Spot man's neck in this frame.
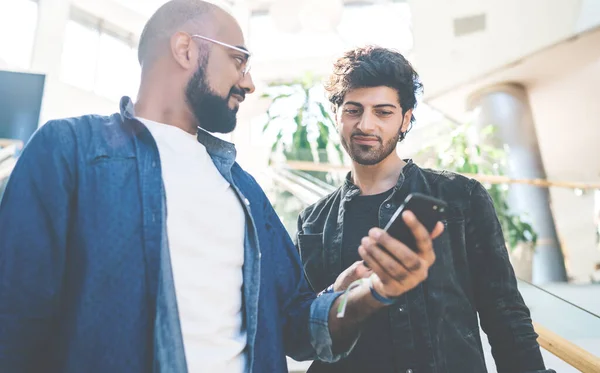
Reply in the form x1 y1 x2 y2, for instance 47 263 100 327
134 83 198 135
350 154 406 196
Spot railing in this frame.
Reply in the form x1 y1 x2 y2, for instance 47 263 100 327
518 279 600 372
534 322 600 373
0 139 22 183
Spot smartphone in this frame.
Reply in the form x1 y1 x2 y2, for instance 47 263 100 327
383 193 447 252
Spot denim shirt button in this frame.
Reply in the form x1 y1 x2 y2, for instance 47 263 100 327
244 198 250 206
398 306 405 312
406 369 413 373
385 203 392 209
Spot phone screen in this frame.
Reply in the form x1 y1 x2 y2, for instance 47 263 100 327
384 193 447 251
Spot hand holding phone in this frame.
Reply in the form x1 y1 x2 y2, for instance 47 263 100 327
358 204 444 300
383 193 447 252
362 193 446 270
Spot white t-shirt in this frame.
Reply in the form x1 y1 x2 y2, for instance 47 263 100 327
139 118 247 373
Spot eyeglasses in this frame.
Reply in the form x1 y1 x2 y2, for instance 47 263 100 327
191 34 252 77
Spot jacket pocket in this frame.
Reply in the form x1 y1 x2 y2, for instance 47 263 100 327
296 233 328 292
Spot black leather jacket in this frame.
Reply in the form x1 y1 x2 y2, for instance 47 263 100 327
296 160 554 373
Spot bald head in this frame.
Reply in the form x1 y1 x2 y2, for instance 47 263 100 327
134 0 255 135
138 0 227 66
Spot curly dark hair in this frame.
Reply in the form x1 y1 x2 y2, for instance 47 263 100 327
324 46 423 141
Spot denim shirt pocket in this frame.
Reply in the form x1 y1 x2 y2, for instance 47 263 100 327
297 232 328 292
84 151 140 241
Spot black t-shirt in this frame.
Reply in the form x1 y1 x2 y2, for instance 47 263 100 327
310 188 395 373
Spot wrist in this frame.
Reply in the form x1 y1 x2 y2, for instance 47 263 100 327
366 276 400 305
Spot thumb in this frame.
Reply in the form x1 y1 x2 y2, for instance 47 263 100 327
355 261 373 278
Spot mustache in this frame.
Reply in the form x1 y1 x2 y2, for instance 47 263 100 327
229 86 246 100
351 131 381 142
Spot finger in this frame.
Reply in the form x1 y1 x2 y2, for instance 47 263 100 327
402 212 435 263
361 235 415 280
360 245 429 297
358 245 405 285
431 221 445 239
367 229 422 272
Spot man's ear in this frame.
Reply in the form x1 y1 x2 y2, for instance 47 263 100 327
401 109 413 133
171 32 196 70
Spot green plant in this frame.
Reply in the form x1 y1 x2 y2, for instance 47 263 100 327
261 74 345 172
260 75 347 234
423 124 537 251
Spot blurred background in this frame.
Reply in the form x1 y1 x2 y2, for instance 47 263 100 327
1 0 599 371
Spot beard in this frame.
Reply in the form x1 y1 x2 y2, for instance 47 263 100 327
184 61 245 134
341 129 401 166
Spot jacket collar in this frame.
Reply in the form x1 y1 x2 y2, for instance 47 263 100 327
341 158 417 199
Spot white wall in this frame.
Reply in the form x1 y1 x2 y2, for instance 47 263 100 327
27 0 146 124
527 55 600 281
409 0 600 99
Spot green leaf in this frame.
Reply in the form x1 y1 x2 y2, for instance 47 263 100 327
262 115 282 133
269 93 293 103
317 102 335 125
271 129 283 153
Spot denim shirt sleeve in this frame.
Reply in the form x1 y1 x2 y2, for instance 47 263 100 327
308 291 359 363
0 121 74 370
264 203 357 363
467 182 553 373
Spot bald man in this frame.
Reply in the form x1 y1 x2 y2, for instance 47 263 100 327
0 1 441 372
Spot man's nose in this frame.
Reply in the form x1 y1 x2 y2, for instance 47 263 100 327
357 112 377 133
240 72 255 94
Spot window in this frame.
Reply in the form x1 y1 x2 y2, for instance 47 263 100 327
60 10 140 101
60 19 100 92
0 0 39 69
248 2 413 63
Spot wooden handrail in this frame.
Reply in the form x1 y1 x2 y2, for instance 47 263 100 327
283 161 600 190
0 138 23 148
533 321 600 372
0 140 22 182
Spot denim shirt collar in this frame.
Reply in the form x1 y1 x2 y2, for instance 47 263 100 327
119 96 237 173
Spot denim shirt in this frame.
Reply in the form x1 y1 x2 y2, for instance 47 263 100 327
0 97 353 373
297 161 554 373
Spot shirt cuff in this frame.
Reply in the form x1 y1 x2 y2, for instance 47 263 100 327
309 291 360 363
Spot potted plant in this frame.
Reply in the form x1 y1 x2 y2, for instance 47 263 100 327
420 124 538 280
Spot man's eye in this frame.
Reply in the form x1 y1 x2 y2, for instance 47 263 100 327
344 109 360 115
378 111 393 116
234 56 245 66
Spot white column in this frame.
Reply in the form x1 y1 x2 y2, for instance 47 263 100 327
468 84 568 284
30 0 71 124
30 0 70 77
